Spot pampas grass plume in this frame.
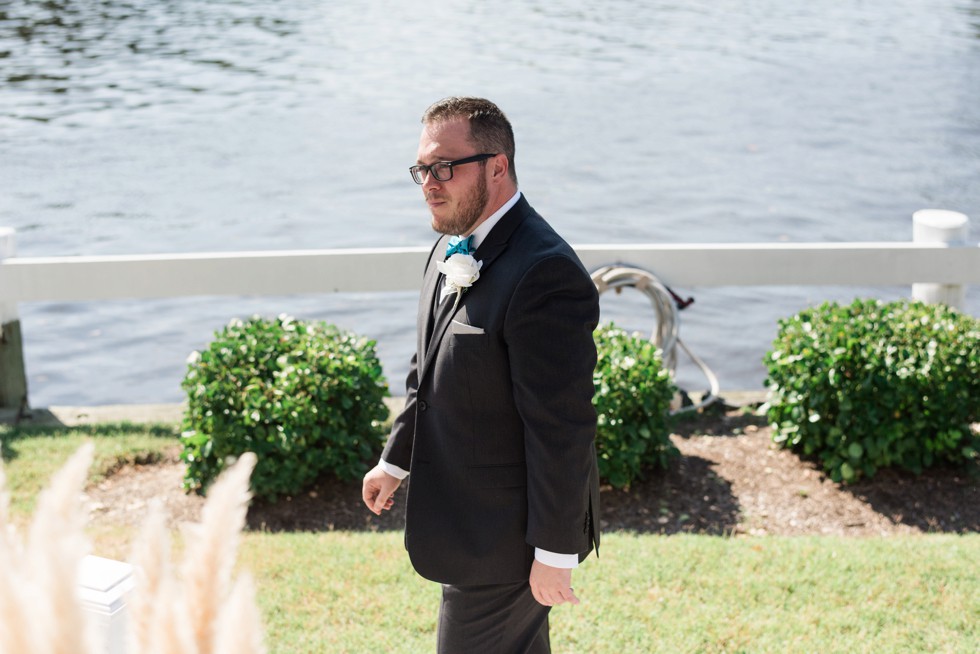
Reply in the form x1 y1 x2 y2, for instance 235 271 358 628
181 452 257 654
1 444 266 654
0 457 10 529
145 575 197 654
128 502 172 654
21 442 97 654
29 442 96 654
0 457 43 654
213 573 266 654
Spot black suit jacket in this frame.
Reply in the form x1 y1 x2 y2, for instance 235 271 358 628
383 196 600 586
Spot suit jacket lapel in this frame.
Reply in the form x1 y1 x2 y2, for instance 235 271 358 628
426 282 459 367
471 194 530 277
418 197 532 383
419 235 450 367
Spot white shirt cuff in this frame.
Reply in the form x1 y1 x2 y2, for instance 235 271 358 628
534 548 579 569
379 459 410 480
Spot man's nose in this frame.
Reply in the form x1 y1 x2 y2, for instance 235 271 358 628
421 172 441 190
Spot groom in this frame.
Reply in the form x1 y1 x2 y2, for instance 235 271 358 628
362 97 600 653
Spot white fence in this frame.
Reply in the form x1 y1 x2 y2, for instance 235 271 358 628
0 210 977 409
0 240 977 303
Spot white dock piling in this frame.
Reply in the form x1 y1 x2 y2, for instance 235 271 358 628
911 209 970 310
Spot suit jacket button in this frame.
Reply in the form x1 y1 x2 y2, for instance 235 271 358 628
418 400 428 412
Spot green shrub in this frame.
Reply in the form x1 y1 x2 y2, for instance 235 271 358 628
593 323 678 488
764 299 979 483
180 315 389 500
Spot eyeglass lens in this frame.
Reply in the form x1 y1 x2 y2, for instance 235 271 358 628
411 162 450 184
409 154 496 184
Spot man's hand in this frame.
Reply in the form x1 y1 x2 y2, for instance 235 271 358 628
361 465 402 515
529 559 580 607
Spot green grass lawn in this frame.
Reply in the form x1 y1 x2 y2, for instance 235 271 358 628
240 531 979 654
3 425 978 653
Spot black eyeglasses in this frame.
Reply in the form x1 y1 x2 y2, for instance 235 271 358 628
409 153 497 184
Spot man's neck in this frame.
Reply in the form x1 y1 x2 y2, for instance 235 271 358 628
463 183 519 237
467 190 521 249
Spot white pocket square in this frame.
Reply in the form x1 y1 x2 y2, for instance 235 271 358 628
451 320 485 335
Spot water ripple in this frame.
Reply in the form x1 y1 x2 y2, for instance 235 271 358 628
1 0 978 404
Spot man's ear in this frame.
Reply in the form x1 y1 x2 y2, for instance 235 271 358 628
490 153 509 181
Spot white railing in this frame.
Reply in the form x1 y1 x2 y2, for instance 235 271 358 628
0 210 976 409
0 241 978 303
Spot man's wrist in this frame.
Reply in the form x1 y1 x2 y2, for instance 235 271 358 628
534 548 579 569
379 459 410 480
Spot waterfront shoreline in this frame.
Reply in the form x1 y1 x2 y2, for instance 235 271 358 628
0 391 769 427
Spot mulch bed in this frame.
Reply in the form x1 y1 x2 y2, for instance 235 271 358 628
86 407 979 536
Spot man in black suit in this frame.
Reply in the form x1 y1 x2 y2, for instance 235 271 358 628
362 97 600 653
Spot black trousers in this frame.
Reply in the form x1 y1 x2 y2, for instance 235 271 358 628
437 581 551 654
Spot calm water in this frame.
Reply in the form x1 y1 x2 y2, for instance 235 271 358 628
2 0 978 406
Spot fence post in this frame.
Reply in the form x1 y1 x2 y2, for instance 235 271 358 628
911 209 969 310
78 555 135 654
0 227 30 412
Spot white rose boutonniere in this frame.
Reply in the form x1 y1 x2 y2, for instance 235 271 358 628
437 253 483 311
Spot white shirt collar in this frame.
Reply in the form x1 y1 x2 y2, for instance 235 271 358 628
469 190 521 250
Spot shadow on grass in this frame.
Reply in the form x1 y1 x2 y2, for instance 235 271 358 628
1 423 177 439
0 422 179 464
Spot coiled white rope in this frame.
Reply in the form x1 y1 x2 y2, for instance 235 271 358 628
591 265 720 414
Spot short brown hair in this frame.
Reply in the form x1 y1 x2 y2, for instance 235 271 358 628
422 97 518 185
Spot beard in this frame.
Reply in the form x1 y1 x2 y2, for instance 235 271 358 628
429 172 489 236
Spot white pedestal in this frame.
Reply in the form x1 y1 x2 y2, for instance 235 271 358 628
78 555 135 654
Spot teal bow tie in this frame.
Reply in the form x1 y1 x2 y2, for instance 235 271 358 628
446 235 475 257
